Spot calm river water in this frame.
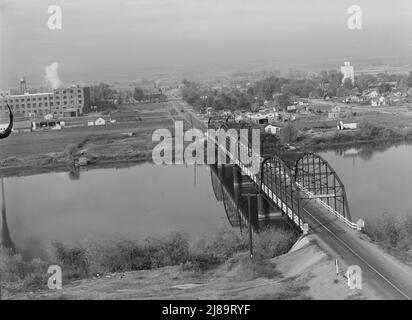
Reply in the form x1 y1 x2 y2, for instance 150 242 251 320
319 142 412 221
1 164 229 259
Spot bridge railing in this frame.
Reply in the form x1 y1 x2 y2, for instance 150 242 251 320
296 183 361 230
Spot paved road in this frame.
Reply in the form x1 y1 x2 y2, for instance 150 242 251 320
261 161 412 299
301 198 412 300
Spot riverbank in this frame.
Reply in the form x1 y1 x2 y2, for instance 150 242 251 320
296 123 412 152
1 227 296 298
1 227 371 300
174 98 412 154
0 101 176 178
0 126 168 178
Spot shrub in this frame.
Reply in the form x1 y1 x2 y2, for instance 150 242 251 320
196 227 249 261
0 248 49 295
51 242 90 279
253 226 299 259
164 231 190 265
63 144 77 156
182 252 222 272
364 213 412 262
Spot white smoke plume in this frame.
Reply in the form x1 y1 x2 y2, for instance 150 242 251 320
44 62 63 89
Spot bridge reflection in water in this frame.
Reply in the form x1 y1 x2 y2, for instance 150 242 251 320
1 177 15 253
209 164 292 234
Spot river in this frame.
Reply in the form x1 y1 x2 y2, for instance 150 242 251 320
1 163 230 259
319 142 412 221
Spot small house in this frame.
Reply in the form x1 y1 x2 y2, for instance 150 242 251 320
337 121 357 130
286 105 297 112
265 124 282 135
94 117 106 126
328 112 340 119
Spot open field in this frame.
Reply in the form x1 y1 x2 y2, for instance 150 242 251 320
0 120 171 158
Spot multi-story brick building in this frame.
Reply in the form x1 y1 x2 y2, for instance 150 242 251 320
0 85 90 118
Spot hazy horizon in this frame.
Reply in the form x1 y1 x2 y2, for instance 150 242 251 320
1 0 411 88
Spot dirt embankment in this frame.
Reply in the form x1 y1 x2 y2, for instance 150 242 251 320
7 238 370 300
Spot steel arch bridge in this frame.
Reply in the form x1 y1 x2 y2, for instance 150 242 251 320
206 116 359 232
294 152 352 224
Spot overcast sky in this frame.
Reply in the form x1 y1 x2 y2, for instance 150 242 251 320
1 0 411 87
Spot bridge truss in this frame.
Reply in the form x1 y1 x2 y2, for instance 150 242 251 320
206 116 355 231
259 155 303 228
294 152 352 222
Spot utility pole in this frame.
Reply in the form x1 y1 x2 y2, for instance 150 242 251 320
193 162 197 186
242 192 257 260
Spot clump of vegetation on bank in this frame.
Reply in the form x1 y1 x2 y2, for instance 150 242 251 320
1 226 299 297
304 121 412 148
364 213 412 264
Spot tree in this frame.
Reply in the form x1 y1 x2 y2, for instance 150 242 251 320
355 74 377 92
407 71 412 88
274 93 290 110
327 70 344 86
281 124 299 143
319 70 329 84
398 76 408 89
379 83 392 93
343 78 353 90
133 87 145 101
90 83 116 103
327 83 338 97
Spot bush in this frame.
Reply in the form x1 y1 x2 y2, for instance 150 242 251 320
0 249 49 295
51 242 90 279
182 252 222 272
194 227 249 261
164 231 190 265
183 228 249 272
358 122 401 140
364 213 412 262
253 226 299 259
63 144 77 156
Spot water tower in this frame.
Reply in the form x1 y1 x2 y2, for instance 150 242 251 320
19 76 27 94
